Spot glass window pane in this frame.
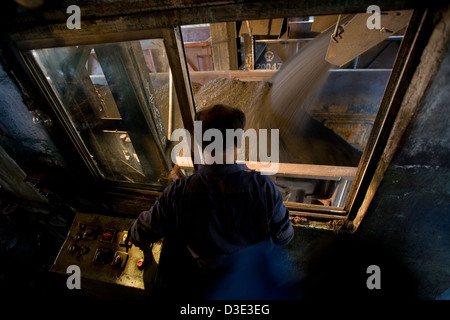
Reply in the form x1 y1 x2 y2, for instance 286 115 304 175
85 48 122 119
30 39 185 187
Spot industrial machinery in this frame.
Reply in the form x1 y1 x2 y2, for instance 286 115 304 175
51 212 162 299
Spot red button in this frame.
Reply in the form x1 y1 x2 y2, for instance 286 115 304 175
137 259 145 270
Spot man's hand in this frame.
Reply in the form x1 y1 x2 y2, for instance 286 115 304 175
168 164 182 181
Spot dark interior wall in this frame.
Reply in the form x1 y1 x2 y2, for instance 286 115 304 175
0 62 64 170
288 42 450 300
0 58 59 205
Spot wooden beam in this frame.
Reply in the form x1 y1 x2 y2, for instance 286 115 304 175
242 33 254 70
7 1 416 30
245 162 357 179
239 19 283 36
8 1 417 50
209 22 238 70
14 29 164 50
175 157 357 180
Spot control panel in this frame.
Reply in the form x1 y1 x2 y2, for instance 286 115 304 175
51 212 162 295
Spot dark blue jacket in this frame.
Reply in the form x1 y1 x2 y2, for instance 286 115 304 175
129 163 294 260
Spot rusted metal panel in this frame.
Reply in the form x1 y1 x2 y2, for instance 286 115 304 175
210 22 238 70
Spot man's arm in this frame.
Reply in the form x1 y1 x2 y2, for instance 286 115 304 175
129 188 171 248
266 179 294 245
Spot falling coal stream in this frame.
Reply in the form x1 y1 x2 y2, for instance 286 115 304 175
248 29 361 166
270 30 334 136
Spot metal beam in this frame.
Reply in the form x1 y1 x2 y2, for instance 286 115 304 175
8 1 417 48
162 27 196 135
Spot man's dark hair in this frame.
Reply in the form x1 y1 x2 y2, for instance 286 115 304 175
195 104 246 150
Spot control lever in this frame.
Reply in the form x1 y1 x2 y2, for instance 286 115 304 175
119 231 132 251
111 251 128 269
136 244 154 271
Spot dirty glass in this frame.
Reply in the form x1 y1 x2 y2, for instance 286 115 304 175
181 12 412 209
29 39 183 187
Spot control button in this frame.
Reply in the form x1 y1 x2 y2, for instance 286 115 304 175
119 231 130 247
83 225 98 240
80 245 90 255
68 244 79 253
74 234 81 241
113 255 122 265
111 251 128 269
100 228 116 243
137 258 145 270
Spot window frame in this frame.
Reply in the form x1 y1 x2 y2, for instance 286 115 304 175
17 27 197 191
